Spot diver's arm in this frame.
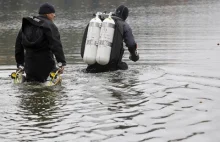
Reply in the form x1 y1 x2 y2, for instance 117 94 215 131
123 23 139 62
45 24 66 67
15 29 25 68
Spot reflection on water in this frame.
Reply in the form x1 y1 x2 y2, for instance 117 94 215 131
1 66 220 141
19 85 61 122
1 0 220 142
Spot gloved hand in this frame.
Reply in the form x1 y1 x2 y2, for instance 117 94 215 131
17 64 24 69
129 49 139 62
16 64 24 72
57 62 65 74
58 66 64 74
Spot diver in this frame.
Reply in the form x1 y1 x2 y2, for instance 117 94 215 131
15 3 66 82
81 5 139 73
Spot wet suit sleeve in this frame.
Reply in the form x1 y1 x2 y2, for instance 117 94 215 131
45 23 66 66
15 29 24 68
123 22 139 62
123 22 137 53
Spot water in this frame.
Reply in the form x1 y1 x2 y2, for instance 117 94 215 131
0 0 220 141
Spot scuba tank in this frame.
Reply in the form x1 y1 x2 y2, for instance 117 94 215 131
83 12 102 65
96 12 115 65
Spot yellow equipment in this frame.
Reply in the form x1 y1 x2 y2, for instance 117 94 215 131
10 68 25 84
11 67 62 86
44 69 62 86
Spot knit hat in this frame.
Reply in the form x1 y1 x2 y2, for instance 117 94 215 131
116 5 129 21
38 3 55 14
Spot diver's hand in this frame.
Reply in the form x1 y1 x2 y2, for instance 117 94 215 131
129 49 139 62
58 66 64 74
57 62 65 74
16 65 24 72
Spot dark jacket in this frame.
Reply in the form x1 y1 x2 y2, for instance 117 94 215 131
15 15 66 82
81 15 137 73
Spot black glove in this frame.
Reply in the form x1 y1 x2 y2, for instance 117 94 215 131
128 44 139 62
129 49 139 62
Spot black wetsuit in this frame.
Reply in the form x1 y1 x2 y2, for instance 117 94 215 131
15 15 66 82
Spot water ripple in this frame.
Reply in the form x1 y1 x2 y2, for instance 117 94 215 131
1 0 220 141
168 132 205 142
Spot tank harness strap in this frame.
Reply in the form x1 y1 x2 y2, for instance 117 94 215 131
99 40 112 47
86 40 98 46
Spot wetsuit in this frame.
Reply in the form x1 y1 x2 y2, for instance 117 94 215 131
15 15 66 82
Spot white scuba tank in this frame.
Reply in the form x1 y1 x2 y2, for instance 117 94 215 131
83 14 102 65
96 13 115 65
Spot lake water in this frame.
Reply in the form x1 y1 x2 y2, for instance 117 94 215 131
0 0 220 141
